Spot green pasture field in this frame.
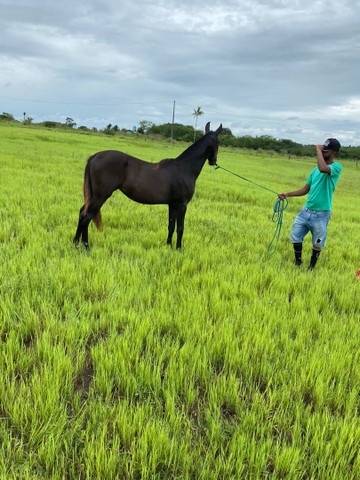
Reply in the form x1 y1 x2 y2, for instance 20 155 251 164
0 123 359 479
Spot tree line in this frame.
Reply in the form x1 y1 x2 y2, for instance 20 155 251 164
140 121 360 160
1 112 360 159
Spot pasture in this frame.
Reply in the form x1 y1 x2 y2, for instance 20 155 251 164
0 123 359 479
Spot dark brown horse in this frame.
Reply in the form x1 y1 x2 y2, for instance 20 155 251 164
73 122 222 250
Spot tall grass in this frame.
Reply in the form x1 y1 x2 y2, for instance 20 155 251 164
0 124 359 479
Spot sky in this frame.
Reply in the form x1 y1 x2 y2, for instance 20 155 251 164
1 0 360 145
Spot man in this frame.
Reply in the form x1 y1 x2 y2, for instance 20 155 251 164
278 138 342 270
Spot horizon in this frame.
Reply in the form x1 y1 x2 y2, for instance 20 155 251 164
1 1 360 146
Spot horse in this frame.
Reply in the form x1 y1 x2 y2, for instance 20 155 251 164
73 121 222 250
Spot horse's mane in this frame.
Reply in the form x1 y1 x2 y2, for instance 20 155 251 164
176 132 213 161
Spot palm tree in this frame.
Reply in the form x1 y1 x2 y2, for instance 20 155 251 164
192 106 204 142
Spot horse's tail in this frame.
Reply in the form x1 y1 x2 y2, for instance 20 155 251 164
83 154 102 230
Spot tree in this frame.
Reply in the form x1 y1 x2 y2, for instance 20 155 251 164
103 124 115 135
65 117 76 128
138 120 155 134
0 112 14 121
42 121 58 128
148 122 195 142
192 106 204 142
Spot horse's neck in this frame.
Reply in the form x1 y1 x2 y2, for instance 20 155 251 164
177 141 209 177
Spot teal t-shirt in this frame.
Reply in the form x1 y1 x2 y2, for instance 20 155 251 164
305 162 342 211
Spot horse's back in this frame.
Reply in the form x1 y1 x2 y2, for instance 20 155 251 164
88 150 174 204
92 150 141 165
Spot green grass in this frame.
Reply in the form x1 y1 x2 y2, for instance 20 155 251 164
0 123 359 479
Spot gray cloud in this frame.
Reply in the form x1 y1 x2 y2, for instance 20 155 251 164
1 0 360 144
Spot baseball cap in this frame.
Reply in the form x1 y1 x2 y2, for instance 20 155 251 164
323 138 341 152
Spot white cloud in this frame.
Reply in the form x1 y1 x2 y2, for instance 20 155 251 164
1 0 360 144
328 97 360 119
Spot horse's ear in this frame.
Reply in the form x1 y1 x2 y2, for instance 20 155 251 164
215 124 223 135
205 122 210 133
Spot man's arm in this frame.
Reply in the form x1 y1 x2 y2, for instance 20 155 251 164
278 184 310 200
316 145 331 174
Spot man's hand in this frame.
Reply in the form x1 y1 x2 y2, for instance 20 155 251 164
277 184 310 199
316 144 331 173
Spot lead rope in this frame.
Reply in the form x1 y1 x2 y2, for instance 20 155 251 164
214 164 288 254
267 197 288 254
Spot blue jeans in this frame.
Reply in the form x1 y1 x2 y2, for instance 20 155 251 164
290 208 331 249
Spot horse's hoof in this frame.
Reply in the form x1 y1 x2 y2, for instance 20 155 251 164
82 242 90 251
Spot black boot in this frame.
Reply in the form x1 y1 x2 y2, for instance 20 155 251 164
293 242 303 266
309 249 321 270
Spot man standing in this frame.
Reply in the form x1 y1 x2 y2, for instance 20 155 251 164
278 138 342 270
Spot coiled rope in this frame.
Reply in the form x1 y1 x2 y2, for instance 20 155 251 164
267 197 288 254
214 164 288 254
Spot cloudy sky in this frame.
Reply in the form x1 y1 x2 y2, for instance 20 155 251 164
1 0 360 145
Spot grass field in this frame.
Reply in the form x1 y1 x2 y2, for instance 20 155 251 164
0 123 359 479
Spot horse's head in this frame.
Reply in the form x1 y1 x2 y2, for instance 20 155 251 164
204 122 223 165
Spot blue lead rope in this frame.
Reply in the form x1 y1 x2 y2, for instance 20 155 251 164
214 164 288 254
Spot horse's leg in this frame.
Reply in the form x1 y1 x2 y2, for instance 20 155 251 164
167 204 177 247
73 205 85 246
73 205 94 250
80 195 107 250
176 204 187 250
80 215 93 250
